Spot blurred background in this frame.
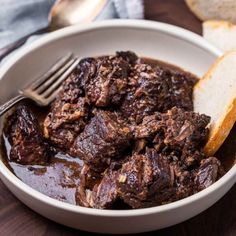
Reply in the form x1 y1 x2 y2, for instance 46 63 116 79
1 0 236 61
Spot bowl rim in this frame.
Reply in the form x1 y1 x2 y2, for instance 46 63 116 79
0 19 235 217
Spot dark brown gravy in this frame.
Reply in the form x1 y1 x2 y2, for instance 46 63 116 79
1 57 235 205
1 111 84 204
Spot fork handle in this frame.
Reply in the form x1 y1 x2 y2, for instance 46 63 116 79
0 94 26 116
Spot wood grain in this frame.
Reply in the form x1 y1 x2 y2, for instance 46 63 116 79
0 0 235 235
144 0 202 34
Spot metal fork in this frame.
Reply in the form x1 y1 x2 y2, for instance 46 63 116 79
0 53 80 116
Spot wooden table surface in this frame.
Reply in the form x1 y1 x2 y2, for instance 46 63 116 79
0 0 235 235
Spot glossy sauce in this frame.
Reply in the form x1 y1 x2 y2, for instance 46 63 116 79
1 58 235 205
1 103 85 204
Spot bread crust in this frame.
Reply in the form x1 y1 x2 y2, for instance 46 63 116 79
204 97 236 156
203 20 236 30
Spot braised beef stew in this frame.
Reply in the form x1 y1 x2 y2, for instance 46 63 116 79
1 51 232 209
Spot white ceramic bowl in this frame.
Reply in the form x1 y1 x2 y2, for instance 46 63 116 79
0 20 235 234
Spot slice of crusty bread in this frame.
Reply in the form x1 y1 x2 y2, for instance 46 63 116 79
203 20 236 52
185 0 236 23
194 50 236 156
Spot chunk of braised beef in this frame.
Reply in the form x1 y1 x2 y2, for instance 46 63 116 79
76 54 133 107
194 157 223 191
134 107 210 166
76 159 130 209
90 155 132 209
6 105 51 165
44 97 89 150
121 64 163 123
121 63 197 123
117 149 175 208
159 107 210 167
70 110 132 172
161 107 210 150
156 67 197 111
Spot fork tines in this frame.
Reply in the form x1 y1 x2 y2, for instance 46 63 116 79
22 53 80 106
